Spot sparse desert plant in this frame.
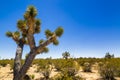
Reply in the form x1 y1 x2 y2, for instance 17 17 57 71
36 59 51 73
0 60 11 67
82 62 92 72
52 68 83 80
98 62 116 80
53 59 80 72
53 59 64 71
41 69 51 80
63 68 77 77
54 59 81 80
0 62 7 67
37 63 52 80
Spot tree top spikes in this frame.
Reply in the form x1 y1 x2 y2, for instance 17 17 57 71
17 20 26 30
35 19 41 26
25 5 37 18
55 27 64 37
6 31 13 37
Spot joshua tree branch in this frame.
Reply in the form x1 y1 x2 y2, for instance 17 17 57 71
36 34 56 54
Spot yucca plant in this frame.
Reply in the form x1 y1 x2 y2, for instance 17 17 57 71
6 6 64 80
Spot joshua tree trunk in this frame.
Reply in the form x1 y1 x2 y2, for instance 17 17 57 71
13 39 24 80
13 49 36 80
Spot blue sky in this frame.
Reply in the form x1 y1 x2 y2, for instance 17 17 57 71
0 0 120 59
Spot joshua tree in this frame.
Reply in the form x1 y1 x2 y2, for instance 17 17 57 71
105 52 114 59
6 6 63 80
62 51 70 60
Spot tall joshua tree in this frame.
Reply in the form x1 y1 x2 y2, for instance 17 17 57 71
62 51 70 60
6 6 63 80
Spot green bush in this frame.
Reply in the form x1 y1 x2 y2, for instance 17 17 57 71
82 62 92 72
0 62 7 67
0 60 11 67
53 59 63 71
42 69 51 80
52 68 83 80
98 62 116 80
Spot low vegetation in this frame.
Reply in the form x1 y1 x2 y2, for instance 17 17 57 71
1 57 120 80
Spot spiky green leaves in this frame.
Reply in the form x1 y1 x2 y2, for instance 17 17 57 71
17 20 26 30
43 47 49 53
6 31 20 42
6 31 20 39
34 26 40 34
35 19 41 33
53 39 59 45
35 19 41 26
39 39 49 53
44 27 63 45
55 27 64 37
17 20 28 37
13 31 20 40
21 38 28 45
39 39 45 45
24 6 37 19
45 29 53 38
6 31 13 37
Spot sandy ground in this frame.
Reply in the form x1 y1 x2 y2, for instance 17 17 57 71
0 64 120 80
0 64 13 80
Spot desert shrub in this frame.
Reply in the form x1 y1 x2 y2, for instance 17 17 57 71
37 62 51 80
52 68 83 80
53 59 64 71
53 59 80 71
76 58 97 67
0 61 7 67
108 58 120 77
62 68 77 77
115 67 120 77
41 69 51 80
36 59 51 72
98 62 116 80
82 62 92 72
51 59 81 80
0 59 10 67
